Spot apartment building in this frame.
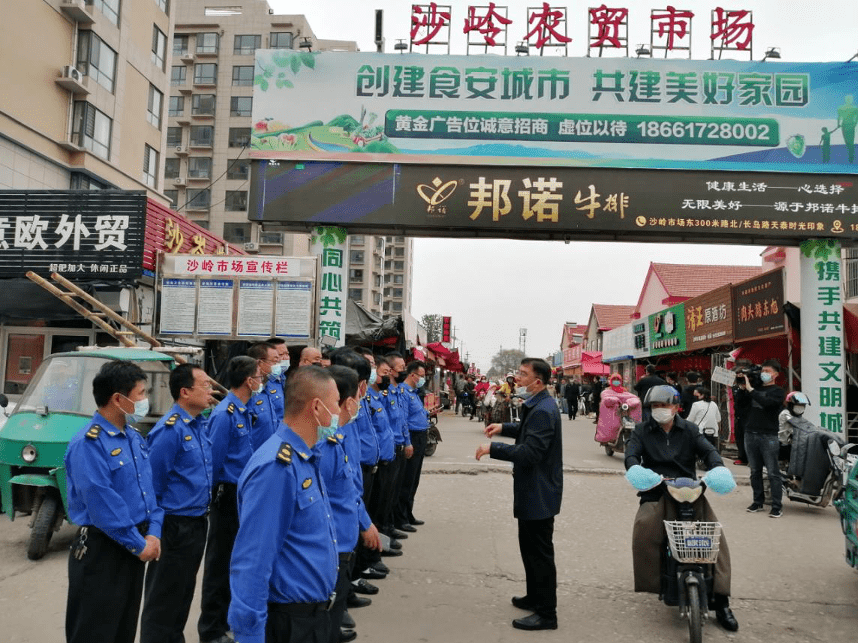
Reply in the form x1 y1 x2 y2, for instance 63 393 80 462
165 0 355 257
347 235 414 318
1 0 172 196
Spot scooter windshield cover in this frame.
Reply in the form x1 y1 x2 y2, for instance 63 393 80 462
666 478 704 503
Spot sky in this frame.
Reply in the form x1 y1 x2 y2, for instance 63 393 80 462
267 0 858 372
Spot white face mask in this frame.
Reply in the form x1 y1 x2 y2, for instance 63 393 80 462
651 407 675 425
792 405 806 415
121 395 149 424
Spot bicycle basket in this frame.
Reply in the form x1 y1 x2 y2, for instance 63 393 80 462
663 521 722 563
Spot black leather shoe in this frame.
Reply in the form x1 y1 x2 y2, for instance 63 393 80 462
341 610 355 628
387 528 408 539
352 579 379 595
511 596 536 611
715 606 739 632
389 539 402 550
339 629 357 643
396 523 417 533
380 548 403 557
360 567 387 580
409 517 425 526
346 594 372 608
371 562 390 574
512 614 557 631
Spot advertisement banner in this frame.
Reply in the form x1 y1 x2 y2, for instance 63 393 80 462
799 242 845 432
250 161 858 244
684 284 734 350
632 318 650 358
732 268 786 341
649 303 686 356
602 323 634 362
309 227 348 347
0 191 145 279
251 51 858 174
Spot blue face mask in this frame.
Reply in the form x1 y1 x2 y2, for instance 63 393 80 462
369 368 377 387
416 376 426 389
270 363 283 378
316 400 339 442
760 372 773 384
122 396 149 424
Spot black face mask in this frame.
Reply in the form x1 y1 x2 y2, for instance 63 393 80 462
395 371 407 384
378 376 391 390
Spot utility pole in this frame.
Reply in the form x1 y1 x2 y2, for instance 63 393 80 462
519 328 527 354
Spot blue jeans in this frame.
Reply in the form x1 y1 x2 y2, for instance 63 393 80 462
745 432 782 511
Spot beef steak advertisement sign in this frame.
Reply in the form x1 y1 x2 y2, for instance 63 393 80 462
0 191 146 279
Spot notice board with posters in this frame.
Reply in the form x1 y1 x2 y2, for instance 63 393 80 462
684 284 734 350
732 268 786 341
158 254 318 341
649 303 686 356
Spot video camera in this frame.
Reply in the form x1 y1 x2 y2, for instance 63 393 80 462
735 364 763 388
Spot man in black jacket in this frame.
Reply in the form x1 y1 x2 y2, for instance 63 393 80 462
564 378 580 420
679 371 700 419
476 358 562 631
634 365 666 421
740 359 787 518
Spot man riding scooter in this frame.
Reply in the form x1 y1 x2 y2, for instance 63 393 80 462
624 385 739 632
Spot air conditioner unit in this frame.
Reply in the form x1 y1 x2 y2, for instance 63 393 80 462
173 177 186 186
62 65 83 83
175 146 188 155
243 241 259 252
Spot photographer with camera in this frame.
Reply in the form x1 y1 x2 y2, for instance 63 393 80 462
731 359 755 465
738 359 787 518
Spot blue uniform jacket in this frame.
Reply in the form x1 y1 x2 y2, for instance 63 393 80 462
382 386 408 446
337 418 372 531
315 434 361 552
394 383 412 446
403 383 430 432
368 389 395 462
490 389 563 520
249 387 278 447
356 398 380 466
65 411 164 555
147 402 213 516
208 392 256 485
228 424 338 643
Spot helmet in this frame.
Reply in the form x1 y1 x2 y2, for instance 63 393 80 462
506 372 514 378
785 391 810 406
643 385 680 408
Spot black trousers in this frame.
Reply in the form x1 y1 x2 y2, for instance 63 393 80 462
395 430 427 526
266 604 331 643
198 483 238 642
66 526 146 643
368 460 396 527
141 514 208 643
384 447 407 530
354 465 378 575
328 552 355 642
734 416 748 462
566 397 577 420
517 517 557 619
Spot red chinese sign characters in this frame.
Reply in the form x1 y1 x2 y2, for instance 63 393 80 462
462 3 512 46
651 5 695 51
588 5 628 49
524 3 572 49
710 7 755 51
411 3 452 46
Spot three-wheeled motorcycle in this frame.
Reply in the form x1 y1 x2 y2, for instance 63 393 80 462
0 348 174 559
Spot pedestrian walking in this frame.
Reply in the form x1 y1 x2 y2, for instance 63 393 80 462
476 358 562 631
64 360 164 643
564 378 580 420
141 364 214 643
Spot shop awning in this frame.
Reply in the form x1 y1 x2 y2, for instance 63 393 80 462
582 350 611 376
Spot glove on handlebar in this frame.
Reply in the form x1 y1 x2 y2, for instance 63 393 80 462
702 466 736 495
625 465 663 491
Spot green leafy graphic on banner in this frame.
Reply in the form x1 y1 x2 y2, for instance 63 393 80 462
254 51 316 92
800 239 838 261
310 226 347 249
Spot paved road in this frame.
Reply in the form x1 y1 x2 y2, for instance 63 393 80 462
0 411 854 642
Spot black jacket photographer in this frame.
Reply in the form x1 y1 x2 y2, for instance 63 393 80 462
730 359 755 465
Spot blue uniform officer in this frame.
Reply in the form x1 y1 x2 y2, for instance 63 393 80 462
395 361 430 530
64 360 163 643
248 342 284 444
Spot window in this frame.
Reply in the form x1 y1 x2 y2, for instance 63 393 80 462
193 63 217 85
188 157 212 179
163 189 178 207
155 0 168 13
72 101 112 159
392 302 402 312
173 34 188 55
270 32 293 49
232 65 254 86
143 145 158 187
170 65 186 85
348 288 363 300
395 247 405 257
70 172 109 190
189 125 214 146
191 94 216 115
349 269 363 282
350 235 365 245
223 223 250 243
164 157 180 179
151 26 166 69
393 288 403 298
374 275 382 287
86 0 119 26
167 128 183 147
186 188 210 209
260 231 283 245
229 127 250 147
395 236 405 243
394 261 404 271
350 250 364 264
196 32 219 54
393 274 404 284
373 292 381 305
168 95 184 116
230 96 252 117
227 159 249 180
77 31 117 93
225 190 247 211
147 85 163 128
234 34 260 55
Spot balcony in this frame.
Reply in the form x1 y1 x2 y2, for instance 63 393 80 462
59 0 95 24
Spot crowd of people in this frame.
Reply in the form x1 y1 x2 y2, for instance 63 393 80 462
63 342 431 643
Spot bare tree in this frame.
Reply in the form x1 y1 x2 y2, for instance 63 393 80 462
490 348 526 378
421 314 443 343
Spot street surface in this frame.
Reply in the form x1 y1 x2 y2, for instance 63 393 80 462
0 410 855 642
